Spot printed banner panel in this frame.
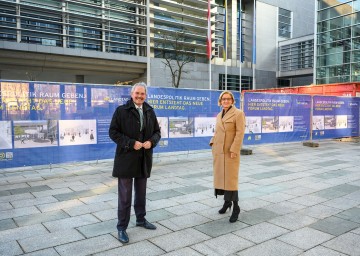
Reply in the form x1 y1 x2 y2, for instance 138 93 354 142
312 96 360 139
0 81 240 168
2 81 357 169
243 93 311 144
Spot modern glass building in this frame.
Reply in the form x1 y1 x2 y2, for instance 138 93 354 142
0 0 151 53
278 34 314 87
316 0 360 84
0 0 152 83
152 0 209 63
0 0 213 85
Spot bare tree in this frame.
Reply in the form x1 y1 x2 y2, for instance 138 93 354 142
25 71 40 81
156 31 194 88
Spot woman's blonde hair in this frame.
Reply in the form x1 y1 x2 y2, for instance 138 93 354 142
218 91 235 106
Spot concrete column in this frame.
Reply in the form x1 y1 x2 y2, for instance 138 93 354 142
62 1 67 48
16 0 21 43
101 0 107 52
136 6 140 56
230 0 237 61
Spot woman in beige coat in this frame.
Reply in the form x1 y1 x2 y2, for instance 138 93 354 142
210 91 245 223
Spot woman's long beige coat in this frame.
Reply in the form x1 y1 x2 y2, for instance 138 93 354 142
210 106 245 191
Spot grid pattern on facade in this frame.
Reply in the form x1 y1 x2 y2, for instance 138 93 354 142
0 0 147 56
215 1 250 63
214 2 225 59
280 39 314 71
219 74 253 91
215 0 225 58
237 3 244 62
213 0 253 60
152 0 209 63
0 0 211 61
316 0 360 84
278 8 291 38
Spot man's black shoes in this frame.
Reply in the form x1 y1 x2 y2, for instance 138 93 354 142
118 230 129 243
118 220 155 243
136 219 157 230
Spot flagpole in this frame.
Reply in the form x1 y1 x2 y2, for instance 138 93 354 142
252 0 256 90
209 52 212 90
239 0 242 94
225 58 228 90
208 0 212 90
146 0 150 86
313 0 317 85
224 0 228 90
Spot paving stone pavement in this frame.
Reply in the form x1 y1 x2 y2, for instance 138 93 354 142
0 140 360 256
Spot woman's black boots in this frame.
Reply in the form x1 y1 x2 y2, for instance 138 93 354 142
218 201 232 214
229 201 240 223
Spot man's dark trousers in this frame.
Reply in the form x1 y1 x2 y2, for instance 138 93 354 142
117 177 147 231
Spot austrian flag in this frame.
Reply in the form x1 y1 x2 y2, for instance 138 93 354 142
207 0 211 59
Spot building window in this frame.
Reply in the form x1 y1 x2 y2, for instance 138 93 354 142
237 1 245 62
219 74 253 91
277 79 291 87
152 1 210 63
316 0 359 84
214 4 225 59
279 40 314 71
0 0 147 56
278 8 291 38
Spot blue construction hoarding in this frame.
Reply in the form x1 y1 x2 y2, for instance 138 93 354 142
312 96 360 140
0 80 359 168
0 81 238 168
243 93 312 144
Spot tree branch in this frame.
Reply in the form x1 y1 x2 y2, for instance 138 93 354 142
157 31 194 88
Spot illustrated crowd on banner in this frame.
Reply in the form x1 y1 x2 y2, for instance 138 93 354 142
0 81 359 168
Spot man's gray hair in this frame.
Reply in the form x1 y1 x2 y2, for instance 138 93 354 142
131 82 147 94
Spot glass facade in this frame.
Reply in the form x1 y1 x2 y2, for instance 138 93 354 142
280 39 314 71
278 8 292 38
152 0 209 63
0 0 146 56
237 1 244 62
219 74 253 91
214 0 247 62
214 4 225 59
316 0 360 84
0 0 210 61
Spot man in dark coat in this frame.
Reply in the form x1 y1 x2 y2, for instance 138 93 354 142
109 82 161 243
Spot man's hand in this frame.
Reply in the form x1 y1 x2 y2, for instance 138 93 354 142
134 141 143 150
143 141 152 149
